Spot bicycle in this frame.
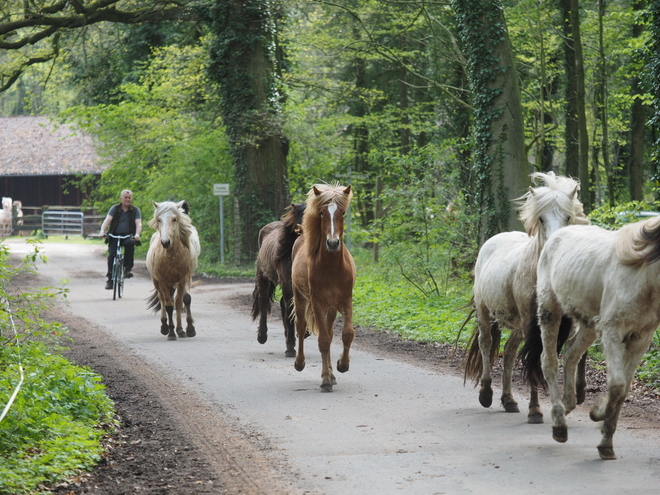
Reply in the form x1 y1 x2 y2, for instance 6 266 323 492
106 233 133 300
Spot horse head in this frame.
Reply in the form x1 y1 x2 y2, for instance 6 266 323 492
518 172 588 244
313 184 351 253
150 200 190 249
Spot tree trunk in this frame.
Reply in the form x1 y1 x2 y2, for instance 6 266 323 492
206 0 290 263
630 0 647 201
453 0 529 244
559 0 580 179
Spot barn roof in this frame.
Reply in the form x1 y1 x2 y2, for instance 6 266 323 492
0 115 103 176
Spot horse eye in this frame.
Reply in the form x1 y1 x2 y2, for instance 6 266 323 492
566 216 571 223
539 218 544 224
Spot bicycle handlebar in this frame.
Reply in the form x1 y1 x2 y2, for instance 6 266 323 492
105 233 134 239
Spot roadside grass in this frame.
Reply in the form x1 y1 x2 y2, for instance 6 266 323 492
0 240 116 495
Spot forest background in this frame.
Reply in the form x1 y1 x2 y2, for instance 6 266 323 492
2 0 660 371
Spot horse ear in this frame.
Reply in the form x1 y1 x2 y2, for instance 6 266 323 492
344 185 352 195
528 186 535 196
153 201 160 209
176 200 190 214
571 185 579 198
313 186 322 196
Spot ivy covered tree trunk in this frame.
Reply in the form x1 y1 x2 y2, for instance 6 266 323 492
630 0 647 201
452 0 529 244
204 0 290 263
650 0 660 199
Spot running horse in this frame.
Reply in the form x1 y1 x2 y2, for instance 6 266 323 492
463 172 589 422
291 183 356 392
252 203 306 357
146 200 201 341
523 215 660 459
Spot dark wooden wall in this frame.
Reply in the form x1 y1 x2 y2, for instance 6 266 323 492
0 174 100 207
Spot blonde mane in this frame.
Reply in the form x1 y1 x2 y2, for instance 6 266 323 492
517 172 589 237
301 183 353 257
616 215 660 266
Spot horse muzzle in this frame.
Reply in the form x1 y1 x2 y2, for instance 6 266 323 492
326 238 341 252
160 239 172 249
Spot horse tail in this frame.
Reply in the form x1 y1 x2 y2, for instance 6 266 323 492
463 320 501 385
304 303 319 336
251 277 276 321
146 290 161 312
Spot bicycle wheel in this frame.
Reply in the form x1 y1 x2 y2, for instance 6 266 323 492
112 258 122 300
118 266 124 298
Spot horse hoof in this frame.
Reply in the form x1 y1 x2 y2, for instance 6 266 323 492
284 349 296 358
331 374 337 385
552 426 568 443
321 383 333 392
160 326 169 336
186 327 196 338
167 334 177 341
527 413 544 424
294 361 305 372
597 446 617 460
176 330 186 338
479 389 493 408
257 332 267 344
503 402 520 413
337 361 349 373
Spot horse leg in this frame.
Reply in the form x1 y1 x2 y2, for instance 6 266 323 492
500 328 522 413
184 292 195 337
255 274 273 345
165 305 176 340
538 302 567 443
281 284 296 357
590 327 653 460
336 306 354 375
293 294 307 373
317 311 334 392
475 305 494 408
562 325 596 414
173 286 186 339
527 385 543 424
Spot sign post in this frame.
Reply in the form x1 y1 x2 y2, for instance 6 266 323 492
213 184 230 264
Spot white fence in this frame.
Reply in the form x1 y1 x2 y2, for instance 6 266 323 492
42 211 85 237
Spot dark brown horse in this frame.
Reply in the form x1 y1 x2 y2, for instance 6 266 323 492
251 203 306 357
291 183 355 392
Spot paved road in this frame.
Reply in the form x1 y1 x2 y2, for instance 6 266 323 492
9 239 660 494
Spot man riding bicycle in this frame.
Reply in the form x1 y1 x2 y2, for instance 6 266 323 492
99 189 142 290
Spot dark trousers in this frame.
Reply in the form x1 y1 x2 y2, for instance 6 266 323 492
107 236 135 279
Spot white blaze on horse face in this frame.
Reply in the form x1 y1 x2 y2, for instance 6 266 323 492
328 202 339 238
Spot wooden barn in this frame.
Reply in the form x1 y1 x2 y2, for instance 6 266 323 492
0 115 103 208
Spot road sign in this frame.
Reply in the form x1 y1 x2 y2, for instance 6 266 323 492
213 183 230 196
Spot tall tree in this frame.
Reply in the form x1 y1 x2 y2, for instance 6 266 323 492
452 0 529 243
630 0 647 201
202 0 290 263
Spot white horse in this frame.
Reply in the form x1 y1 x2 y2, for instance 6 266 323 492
464 172 589 423
146 201 201 341
525 216 660 459
0 197 12 238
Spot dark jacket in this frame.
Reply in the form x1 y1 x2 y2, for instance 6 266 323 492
105 203 141 246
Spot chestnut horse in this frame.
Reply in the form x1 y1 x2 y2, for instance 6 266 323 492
146 200 201 341
291 183 355 392
252 203 306 357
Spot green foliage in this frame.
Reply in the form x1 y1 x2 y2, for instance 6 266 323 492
356 144 478 298
588 200 660 228
0 241 115 494
62 39 235 264
352 248 473 344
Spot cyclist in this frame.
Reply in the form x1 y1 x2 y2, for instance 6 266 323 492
99 189 142 290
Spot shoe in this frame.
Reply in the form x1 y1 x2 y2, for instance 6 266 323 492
124 269 133 279
105 280 113 290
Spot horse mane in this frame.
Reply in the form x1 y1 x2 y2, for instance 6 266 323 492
301 183 353 258
517 172 589 237
149 201 195 248
274 203 306 265
615 215 660 266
